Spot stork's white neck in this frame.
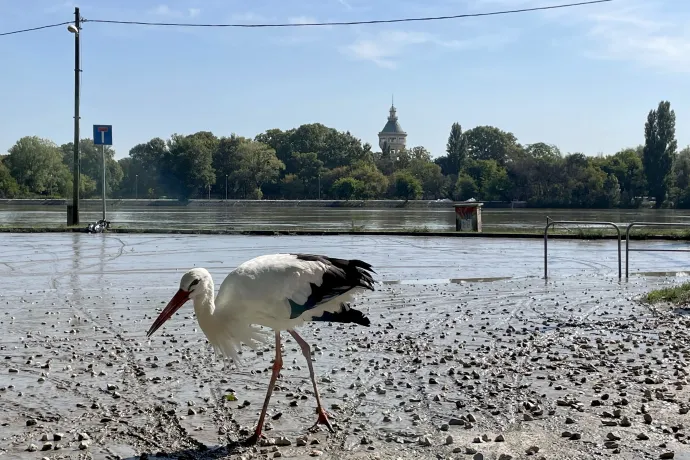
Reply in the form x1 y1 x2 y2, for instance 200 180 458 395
192 281 216 321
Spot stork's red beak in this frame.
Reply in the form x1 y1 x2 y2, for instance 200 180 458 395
146 289 190 338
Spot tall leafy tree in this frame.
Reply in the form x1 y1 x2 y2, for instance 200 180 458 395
6 136 70 195
445 122 467 174
643 100 677 207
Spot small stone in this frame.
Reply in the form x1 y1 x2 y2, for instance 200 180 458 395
309 450 323 457
660 453 674 459
41 443 53 451
273 452 282 458
276 437 291 447
637 433 649 440
473 453 484 460
27 444 38 452
445 435 453 445
467 414 477 423
565 417 575 424
498 455 513 460
296 436 308 447
187 408 196 415
449 418 464 426
26 419 37 426
569 433 582 440
465 447 477 454
79 440 90 450
620 416 631 427
495 434 505 442
644 413 653 424
78 433 90 441
526 446 540 455
53 433 64 441
419 436 432 447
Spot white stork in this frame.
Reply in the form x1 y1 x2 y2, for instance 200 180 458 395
145 253 376 444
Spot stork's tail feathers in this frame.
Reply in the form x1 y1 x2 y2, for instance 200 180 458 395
311 302 370 327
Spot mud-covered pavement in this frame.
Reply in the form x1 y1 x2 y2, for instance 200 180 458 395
1 233 690 460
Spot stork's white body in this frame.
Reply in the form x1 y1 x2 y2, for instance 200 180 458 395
192 254 369 362
146 252 376 443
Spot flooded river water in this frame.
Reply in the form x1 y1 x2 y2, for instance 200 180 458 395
3 203 690 231
2 234 690 459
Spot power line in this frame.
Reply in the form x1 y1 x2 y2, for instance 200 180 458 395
0 0 612 37
85 0 611 28
0 21 72 37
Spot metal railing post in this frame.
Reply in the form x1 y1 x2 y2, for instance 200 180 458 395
625 222 690 278
544 220 621 279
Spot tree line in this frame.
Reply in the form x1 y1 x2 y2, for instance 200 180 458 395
0 100 686 208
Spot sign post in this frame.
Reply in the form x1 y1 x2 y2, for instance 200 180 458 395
93 125 112 221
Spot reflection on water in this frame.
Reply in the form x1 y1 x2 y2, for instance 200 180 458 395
2 203 690 231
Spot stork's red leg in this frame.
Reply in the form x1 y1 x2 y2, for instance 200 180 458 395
288 330 335 433
244 331 283 445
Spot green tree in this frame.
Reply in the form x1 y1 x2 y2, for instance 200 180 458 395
291 152 323 197
348 161 388 199
392 171 422 201
124 137 168 197
61 139 123 198
231 141 285 198
455 174 478 201
598 147 646 207
643 100 677 207
6 136 70 195
465 126 521 165
331 177 361 200
164 131 218 199
446 122 467 174
0 159 20 198
407 159 447 199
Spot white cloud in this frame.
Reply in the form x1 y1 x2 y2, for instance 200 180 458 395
336 0 353 10
341 30 517 68
288 16 318 25
149 4 201 19
469 0 690 73
230 11 267 23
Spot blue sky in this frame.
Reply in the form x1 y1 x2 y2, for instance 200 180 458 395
0 0 689 160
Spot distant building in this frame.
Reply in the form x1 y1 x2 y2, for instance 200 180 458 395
378 101 407 153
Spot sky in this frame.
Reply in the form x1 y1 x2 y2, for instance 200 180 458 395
0 0 689 160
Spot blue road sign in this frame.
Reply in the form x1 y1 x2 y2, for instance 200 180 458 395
93 125 113 146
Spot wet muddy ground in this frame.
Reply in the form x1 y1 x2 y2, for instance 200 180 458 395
1 234 690 459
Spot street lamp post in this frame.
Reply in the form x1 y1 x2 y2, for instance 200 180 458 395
135 174 138 200
225 174 228 200
67 8 81 225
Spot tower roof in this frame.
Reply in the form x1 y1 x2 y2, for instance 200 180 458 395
379 104 406 135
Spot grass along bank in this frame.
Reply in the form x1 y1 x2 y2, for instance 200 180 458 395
643 282 690 306
1 224 690 240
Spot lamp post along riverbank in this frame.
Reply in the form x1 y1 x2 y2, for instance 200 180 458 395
68 8 81 225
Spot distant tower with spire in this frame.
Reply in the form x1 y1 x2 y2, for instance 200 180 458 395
378 96 407 153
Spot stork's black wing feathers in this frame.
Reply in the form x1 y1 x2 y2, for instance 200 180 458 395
288 253 375 323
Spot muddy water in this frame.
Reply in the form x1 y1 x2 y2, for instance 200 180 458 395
3 203 690 231
2 234 690 459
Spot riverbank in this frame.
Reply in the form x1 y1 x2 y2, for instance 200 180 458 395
1 224 689 240
0 198 523 209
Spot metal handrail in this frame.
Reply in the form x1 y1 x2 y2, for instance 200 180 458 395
625 222 690 278
544 220 622 279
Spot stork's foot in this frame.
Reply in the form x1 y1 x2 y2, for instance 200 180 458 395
308 407 335 433
242 430 267 446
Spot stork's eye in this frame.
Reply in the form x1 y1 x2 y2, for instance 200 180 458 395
189 279 200 289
